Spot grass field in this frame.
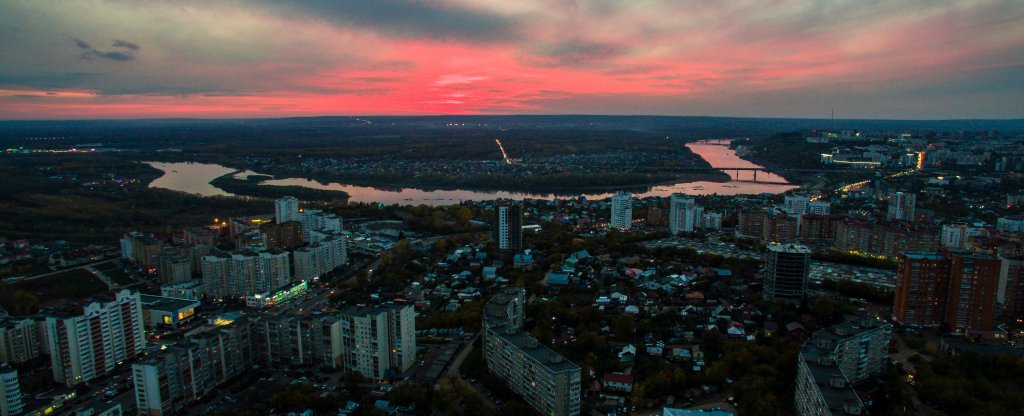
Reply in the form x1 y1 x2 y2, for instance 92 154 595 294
96 262 135 285
9 268 109 306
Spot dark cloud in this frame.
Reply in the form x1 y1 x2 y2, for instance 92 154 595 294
528 40 627 67
264 0 520 43
112 39 140 50
0 72 101 89
83 50 135 61
72 38 137 62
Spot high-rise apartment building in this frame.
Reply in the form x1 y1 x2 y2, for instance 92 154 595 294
260 221 303 250
275 196 299 224
894 251 1001 333
886 192 916 221
0 364 22 416
134 317 254 416
293 234 347 281
794 318 892 416
120 232 164 268
201 249 291 298
133 343 203 416
784 195 810 216
338 304 416 380
158 248 193 284
253 313 343 369
483 288 581 416
763 243 811 302
669 193 697 235
0 318 40 364
894 253 950 327
200 252 230 299
940 223 976 249
45 290 145 385
698 211 723 231
945 251 1001 333
807 201 831 216
610 192 633 230
999 255 1024 319
493 201 523 251
293 209 344 243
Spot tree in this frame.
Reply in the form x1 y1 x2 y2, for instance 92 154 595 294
613 313 636 341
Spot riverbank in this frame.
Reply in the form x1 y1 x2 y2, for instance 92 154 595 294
210 173 351 201
258 170 730 194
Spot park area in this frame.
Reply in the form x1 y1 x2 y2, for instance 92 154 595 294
0 268 109 315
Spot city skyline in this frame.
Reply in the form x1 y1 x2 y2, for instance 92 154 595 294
2 0 1024 120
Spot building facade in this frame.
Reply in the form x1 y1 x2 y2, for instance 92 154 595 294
275 196 299 224
763 243 811 302
0 364 22 416
337 304 416 380
293 234 347 281
894 253 950 327
0 318 40 364
134 317 254 416
669 193 696 235
483 288 581 416
886 192 916 221
201 249 292 299
610 192 633 230
493 202 524 251
45 290 146 385
894 251 1002 333
795 318 892 416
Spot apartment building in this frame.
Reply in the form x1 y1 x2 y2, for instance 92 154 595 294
44 290 145 385
483 288 581 416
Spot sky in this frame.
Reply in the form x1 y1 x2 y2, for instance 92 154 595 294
1 0 1023 120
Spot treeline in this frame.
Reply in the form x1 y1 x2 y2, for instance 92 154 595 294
914 349 1024 415
209 174 350 201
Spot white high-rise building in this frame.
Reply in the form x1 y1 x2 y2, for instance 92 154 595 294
0 364 22 416
256 250 291 293
201 253 230 298
669 193 697 235
293 234 347 281
609 192 633 230
338 304 416 380
698 212 723 230
45 290 145 385
783 195 810 216
293 209 345 243
0 318 40 364
275 196 299 224
941 223 976 249
887 192 916 221
807 201 831 216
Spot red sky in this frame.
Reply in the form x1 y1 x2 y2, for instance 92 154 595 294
1 0 1023 119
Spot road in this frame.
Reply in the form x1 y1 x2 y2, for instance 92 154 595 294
444 333 498 410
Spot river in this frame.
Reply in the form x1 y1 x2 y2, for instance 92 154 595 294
146 142 797 205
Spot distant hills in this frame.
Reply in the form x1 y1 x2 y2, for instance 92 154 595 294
2 115 1022 145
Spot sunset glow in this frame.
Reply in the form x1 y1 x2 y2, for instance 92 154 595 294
1 0 1023 119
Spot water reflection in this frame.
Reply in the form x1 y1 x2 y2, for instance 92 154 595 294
146 141 798 205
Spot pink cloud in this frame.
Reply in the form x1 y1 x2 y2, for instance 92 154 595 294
0 0 1022 119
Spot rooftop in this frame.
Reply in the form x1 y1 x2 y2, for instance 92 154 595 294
139 294 201 312
491 330 580 373
767 243 810 254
